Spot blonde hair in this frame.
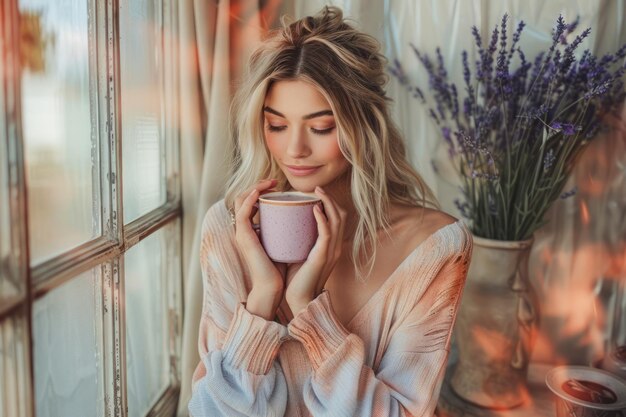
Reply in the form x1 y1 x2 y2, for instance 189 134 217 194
225 6 438 279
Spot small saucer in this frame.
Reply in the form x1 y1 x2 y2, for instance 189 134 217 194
545 366 626 410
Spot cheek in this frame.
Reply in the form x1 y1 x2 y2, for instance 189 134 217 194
264 135 283 159
320 138 348 165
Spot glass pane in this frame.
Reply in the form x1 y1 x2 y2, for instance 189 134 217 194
19 0 100 263
0 314 30 417
0 135 20 302
33 270 102 417
120 0 166 223
125 228 170 416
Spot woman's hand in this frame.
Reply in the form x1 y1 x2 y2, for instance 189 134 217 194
284 186 347 315
233 179 284 320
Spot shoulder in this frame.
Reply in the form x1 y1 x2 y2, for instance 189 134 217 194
423 208 470 246
419 208 472 257
414 207 458 236
202 199 230 228
390 205 458 243
389 205 471 261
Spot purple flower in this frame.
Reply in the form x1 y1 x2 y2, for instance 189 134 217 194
550 122 581 135
442 126 452 143
462 51 471 85
454 198 471 218
413 86 426 103
562 124 579 135
543 149 556 172
431 159 439 174
471 26 482 50
585 81 612 100
436 48 447 79
429 109 440 124
393 13 626 240
552 15 567 46
463 97 473 117
560 186 578 199
564 16 581 41
561 28 591 73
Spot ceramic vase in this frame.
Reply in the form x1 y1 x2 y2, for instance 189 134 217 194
450 235 539 409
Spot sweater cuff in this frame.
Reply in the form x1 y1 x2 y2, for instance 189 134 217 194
288 291 351 369
222 303 289 375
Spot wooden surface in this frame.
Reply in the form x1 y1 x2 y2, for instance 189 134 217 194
437 362 557 417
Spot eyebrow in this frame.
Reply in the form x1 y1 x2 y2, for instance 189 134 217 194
263 106 334 120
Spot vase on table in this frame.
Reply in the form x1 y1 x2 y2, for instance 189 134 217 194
450 235 539 409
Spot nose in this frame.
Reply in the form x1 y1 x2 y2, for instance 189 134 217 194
286 127 311 159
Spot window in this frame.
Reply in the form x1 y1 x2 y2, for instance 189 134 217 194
0 0 182 416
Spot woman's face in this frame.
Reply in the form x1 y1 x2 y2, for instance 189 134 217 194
263 80 350 192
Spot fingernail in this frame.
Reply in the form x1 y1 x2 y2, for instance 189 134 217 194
316 186 325 194
249 189 258 198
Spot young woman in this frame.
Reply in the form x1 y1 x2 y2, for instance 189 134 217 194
189 6 472 417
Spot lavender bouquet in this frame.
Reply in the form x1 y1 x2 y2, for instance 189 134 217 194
393 15 626 241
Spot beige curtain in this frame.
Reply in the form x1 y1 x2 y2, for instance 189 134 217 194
177 1 289 415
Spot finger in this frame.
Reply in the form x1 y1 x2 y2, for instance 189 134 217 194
309 204 331 262
235 179 277 212
315 187 341 242
312 204 338 294
315 187 340 227
315 186 342 260
335 207 347 256
235 189 259 241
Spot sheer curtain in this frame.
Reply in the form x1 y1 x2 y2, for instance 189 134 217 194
177 1 288 415
177 0 626 414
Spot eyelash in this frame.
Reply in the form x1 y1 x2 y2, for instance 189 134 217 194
266 125 335 135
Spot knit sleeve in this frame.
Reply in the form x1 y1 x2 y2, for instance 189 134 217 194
288 224 472 417
188 203 289 417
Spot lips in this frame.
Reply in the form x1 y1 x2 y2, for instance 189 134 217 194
285 164 322 176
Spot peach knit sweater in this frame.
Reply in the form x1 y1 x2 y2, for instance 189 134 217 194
189 201 472 417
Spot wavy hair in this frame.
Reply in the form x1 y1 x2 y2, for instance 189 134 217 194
225 6 439 279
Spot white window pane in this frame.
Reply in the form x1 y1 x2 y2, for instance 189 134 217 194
120 0 166 224
125 228 170 416
0 315 30 417
33 270 102 417
19 0 100 263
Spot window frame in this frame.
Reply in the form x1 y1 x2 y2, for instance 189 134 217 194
1 1 34 416
0 0 183 415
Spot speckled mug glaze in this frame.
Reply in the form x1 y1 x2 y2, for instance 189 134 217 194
258 192 321 263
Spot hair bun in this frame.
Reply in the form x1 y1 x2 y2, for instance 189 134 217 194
283 6 348 45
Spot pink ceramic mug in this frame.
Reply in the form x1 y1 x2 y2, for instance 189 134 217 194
258 191 321 263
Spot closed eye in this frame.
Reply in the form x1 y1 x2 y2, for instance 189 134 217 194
267 125 287 132
311 127 335 135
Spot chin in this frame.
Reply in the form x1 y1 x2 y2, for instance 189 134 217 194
285 177 324 193
286 183 316 193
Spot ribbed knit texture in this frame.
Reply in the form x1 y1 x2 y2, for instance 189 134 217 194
223 303 289 374
189 200 473 417
288 291 351 369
